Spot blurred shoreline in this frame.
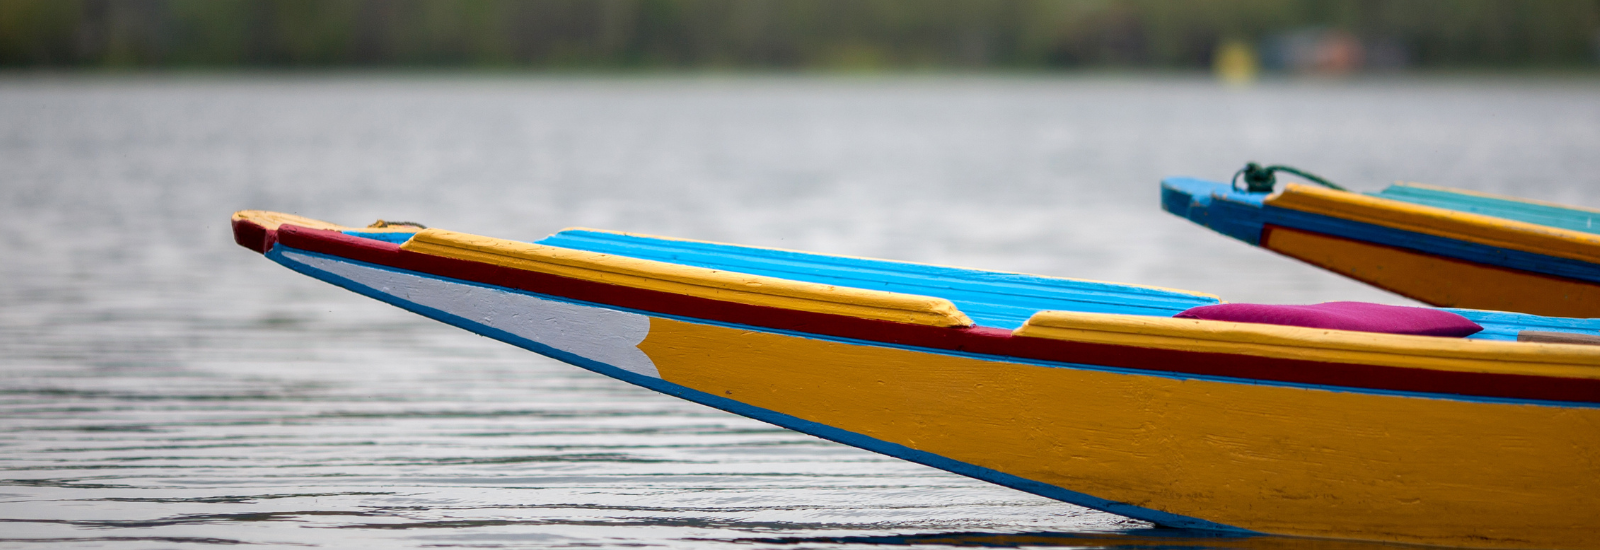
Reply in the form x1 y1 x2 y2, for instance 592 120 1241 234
5 1 1598 74
4 68 1600 85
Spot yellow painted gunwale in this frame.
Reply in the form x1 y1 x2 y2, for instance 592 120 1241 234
233 210 347 231
1265 183 1600 264
400 228 975 328
1015 311 1600 378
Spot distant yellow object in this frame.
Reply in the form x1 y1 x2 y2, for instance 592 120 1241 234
1212 40 1258 86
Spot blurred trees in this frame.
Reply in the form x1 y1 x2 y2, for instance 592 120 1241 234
2 0 1597 70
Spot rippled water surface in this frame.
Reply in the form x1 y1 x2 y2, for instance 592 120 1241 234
2 75 1598 549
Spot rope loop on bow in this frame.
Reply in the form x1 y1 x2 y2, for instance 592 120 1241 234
1231 162 1347 193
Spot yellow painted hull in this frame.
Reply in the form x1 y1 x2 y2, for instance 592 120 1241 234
1265 226 1600 318
643 316 1600 549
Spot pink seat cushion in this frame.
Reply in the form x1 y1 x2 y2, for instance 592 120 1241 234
1173 301 1483 337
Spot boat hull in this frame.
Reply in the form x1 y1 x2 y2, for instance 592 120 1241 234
1162 178 1600 317
238 213 1600 549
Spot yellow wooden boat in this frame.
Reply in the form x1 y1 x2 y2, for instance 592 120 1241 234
233 210 1600 549
1163 168 1600 318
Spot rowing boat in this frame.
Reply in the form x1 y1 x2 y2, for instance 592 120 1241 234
231 210 1600 549
1162 174 1600 317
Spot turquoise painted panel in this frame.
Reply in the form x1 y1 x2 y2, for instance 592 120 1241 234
1373 185 1600 235
534 230 1222 329
1447 309 1600 342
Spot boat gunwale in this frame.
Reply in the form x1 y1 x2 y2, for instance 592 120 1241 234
232 213 1600 405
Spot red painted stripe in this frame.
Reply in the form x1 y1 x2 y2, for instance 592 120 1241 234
232 218 272 254
266 224 1600 404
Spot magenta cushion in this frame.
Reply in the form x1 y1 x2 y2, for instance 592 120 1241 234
1173 301 1483 337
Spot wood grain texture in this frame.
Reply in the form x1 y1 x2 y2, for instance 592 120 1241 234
1520 331 1600 346
641 316 1600 549
1263 225 1600 318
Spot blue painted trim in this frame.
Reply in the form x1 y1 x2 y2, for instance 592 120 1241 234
1160 177 1267 246
263 244 1253 533
533 229 1219 330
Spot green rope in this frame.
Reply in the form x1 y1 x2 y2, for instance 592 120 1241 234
1231 162 1347 193
368 219 428 229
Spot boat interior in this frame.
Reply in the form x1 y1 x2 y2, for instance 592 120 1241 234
330 224 1600 342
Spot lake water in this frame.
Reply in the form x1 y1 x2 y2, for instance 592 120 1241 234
2 75 1598 549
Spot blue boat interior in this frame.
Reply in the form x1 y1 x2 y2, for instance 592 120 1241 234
1371 184 1600 236
335 224 1600 340
535 229 1220 329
